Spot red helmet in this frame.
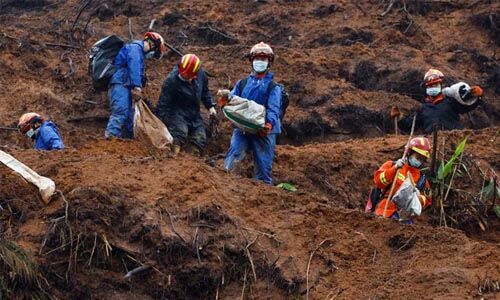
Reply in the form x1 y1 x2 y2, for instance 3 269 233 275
249 42 274 65
18 112 43 134
144 31 167 59
178 54 201 79
423 68 444 87
407 137 431 158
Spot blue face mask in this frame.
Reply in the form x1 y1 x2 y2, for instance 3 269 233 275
426 87 441 97
408 156 422 168
252 60 268 73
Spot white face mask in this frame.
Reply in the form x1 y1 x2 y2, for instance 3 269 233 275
426 86 441 97
252 60 268 73
26 128 37 139
144 51 156 60
408 156 422 168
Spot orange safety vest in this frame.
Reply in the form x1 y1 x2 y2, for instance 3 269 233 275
373 160 431 218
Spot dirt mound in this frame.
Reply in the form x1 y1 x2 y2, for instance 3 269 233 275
0 0 499 299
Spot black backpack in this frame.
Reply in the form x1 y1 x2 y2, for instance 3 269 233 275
237 77 290 121
88 35 125 91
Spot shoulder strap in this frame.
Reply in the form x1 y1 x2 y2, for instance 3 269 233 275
238 77 249 93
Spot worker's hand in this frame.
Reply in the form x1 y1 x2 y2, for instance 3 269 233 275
471 86 484 97
209 107 217 117
395 158 406 168
131 87 142 102
390 106 400 118
217 89 231 108
259 123 272 137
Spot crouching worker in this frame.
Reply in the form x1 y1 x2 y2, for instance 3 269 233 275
222 42 282 184
156 54 217 156
18 113 64 150
367 137 432 223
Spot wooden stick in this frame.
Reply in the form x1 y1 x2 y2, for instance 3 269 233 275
394 116 398 136
128 18 134 40
306 239 330 300
148 19 156 30
381 0 396 17
382 115 416 218
124 265 151 279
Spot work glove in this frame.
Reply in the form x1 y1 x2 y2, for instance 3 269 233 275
131 87 142 102
390 105 400 118
209 107 217 119
259 123 272 137
395 158 406 168
471 86 484 98
217 89 231 107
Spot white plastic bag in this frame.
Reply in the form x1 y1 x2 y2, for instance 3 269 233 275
222 96 266 134
134 100 173 149
392 176 422 216
0 150 55 204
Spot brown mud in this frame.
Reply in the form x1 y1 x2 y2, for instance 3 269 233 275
0 0 499 299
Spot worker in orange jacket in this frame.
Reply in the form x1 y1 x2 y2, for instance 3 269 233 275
373 137 432 221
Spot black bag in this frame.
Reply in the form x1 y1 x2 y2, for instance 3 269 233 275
237 77 290 121
88 35 124 91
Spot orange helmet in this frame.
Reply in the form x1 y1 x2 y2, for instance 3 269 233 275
18 112 43 134
178 54 201 79
144 31 167 59
249 42 274 65
423 68 444 87
407 137 431 158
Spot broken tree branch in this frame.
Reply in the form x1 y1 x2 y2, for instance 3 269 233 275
165 209 188 244
245 236 258 282
306 239 330 300
124 265 151 279
381 0 396 17
70 0 93 36
198 26 238 43
128 18 134 40
1 32 80 49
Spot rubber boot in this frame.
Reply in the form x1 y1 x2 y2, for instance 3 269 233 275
171 144 181 156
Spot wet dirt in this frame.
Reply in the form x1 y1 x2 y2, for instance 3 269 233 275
0 0 499 299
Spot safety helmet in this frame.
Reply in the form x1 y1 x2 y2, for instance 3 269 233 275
144 31 167 59
406 137 431 158
249 42 274 65
423 68 444 87
178 54 201 79
18 112 43 134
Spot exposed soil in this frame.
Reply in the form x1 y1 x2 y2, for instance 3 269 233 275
0 0 499 299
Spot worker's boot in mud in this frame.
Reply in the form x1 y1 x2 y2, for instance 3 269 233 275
171 144 181 156
184 143 202 157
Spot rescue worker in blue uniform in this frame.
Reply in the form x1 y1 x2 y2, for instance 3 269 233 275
105 32 166 138
222 42 282 184
18 112 64 150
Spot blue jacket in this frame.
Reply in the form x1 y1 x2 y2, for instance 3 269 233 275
156 66 215 123
109 41 145 88
35 121 64 150
231 72 281 134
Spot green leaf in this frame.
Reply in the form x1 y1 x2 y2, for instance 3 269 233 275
493 205 500 219
277 183 297 192
438 136 468 180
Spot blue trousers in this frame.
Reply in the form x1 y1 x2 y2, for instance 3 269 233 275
105 84 134 138
224 129 277 184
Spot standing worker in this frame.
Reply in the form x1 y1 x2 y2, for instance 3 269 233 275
396 68 484 133
222 42 282 184
105 32 166 138
156 54 217 155
372 137 432 221
18 112 64 150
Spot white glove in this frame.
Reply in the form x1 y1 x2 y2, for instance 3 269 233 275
395 158 405 168
209 107 217 116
